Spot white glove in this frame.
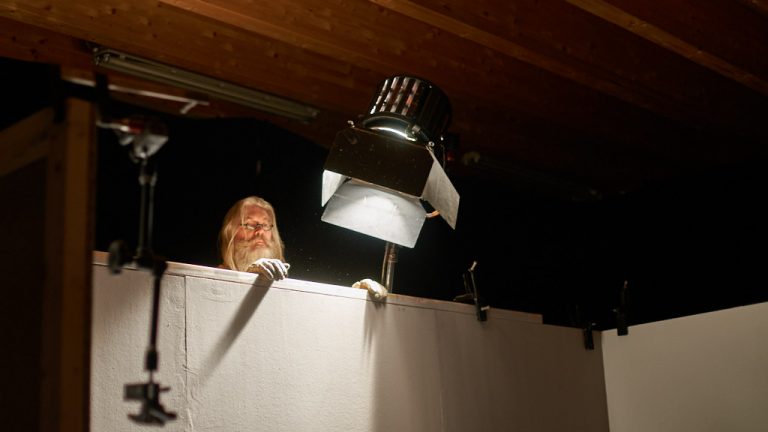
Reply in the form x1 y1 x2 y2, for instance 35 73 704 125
246 258 290 280
352 278 388 300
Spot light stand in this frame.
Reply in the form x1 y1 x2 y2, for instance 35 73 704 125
381 242 399 292
321 76 460 294
100 115 177 425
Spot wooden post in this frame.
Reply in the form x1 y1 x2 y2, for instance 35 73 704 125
0 98 96 432
42 98 96 432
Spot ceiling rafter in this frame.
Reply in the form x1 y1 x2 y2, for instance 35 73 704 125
369 0 680 119
566 0 768 96
737 0 768 17
159 0 396 80
1 0 765 195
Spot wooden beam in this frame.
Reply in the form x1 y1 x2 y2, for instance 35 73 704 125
737 0 768 17
155 0 738 155
364 0 768 141
0 107 54 176
41 98 95 432
0 16 93 68
368 0 680 115
565 0 768 96
168 0 688 122
159 0 394 75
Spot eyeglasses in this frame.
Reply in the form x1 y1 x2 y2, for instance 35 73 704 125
239 223 273 232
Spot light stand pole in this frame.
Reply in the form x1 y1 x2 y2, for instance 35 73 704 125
102 116 177 425
381 242 399 292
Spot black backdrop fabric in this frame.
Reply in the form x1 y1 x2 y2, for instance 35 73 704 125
94 112 594 326
96 115 473 302
3 56 766 331
94 107 768 331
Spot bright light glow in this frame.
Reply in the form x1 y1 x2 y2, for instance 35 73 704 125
321 180 426 248
369 126 417 141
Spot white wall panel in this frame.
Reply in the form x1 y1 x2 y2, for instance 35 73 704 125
91 257 609 432
91 266 187 431
602 302 768 432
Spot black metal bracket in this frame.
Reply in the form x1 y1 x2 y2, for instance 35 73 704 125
570 304 595 350
583 321 596 350
101 110 176 425
454 261 489 322
613 280 629 336
124 378 175 424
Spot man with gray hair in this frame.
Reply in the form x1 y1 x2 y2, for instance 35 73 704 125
218 195 387 299
218 195 290 280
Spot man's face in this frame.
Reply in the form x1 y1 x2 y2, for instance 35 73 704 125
235 205 274 250
231 204 280 270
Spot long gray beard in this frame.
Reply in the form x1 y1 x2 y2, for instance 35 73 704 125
232 240 280 271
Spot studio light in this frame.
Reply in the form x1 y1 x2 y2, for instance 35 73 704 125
321 76 460 290
92 46 320 122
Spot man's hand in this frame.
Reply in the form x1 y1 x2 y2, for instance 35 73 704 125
246 258 290 280
352 278 388 300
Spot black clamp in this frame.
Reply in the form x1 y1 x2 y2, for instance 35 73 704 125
454 261 489 322
613 280 629 336
583 321 596 350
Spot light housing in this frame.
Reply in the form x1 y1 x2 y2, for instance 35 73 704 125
321 76 459 248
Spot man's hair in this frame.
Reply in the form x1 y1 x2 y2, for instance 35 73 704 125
219 196 285 270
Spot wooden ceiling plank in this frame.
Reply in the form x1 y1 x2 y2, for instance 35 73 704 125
390 0 767 139
4 0 703 147
3 0 762 192
162 3 596 96
160 0 724 151
159 0 397 83
736 0 768 17
367 0 767 147
164 0 531 109
0 1 732 157
1 1 374 111
566 0 768 96
368 0 684 117
0 16 93 67
606 0 768 77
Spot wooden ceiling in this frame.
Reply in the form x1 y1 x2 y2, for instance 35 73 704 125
2 0 767 198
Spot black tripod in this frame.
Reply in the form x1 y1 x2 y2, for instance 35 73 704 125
102 116 177 425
